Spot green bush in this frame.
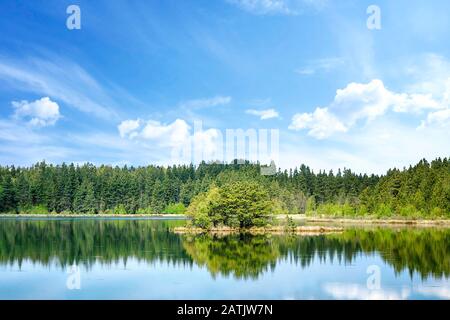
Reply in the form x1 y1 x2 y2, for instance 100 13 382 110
356 205 369 217
316 203 356 217
430 207 446 219
398 205 419 218
163 203 186 214
21 205 49 215
192 211 212 229
113 204 127 215
375 204 393 218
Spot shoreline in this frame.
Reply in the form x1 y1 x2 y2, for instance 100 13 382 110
0 213 449 225
276 215 450 226
0 213 188 218
173 225 344 235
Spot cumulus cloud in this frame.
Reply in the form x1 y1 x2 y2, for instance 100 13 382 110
333 79 443 123
12 97 61 127
191 128 223 161
141 119 191 147
117 118 223 164
118 119 141 138
288 107 347 139
118 118 191 148
290 79 448 139
246 108 279 120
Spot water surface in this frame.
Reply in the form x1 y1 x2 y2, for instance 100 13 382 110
0 217 449 299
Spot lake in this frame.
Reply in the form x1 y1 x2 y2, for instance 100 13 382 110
0 217 449 300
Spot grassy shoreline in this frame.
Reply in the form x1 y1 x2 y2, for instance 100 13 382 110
1 213 450 226
0 213 188 218
276 215 450 226
173 225 344 235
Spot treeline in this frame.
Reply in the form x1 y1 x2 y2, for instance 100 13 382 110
0 158 449 217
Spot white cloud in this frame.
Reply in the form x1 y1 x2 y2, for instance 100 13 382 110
419 108 450 128
141 119 191 147
333 79 443 123
118 119 141 138
118 118 223 165
288 107 347 139
290 79 447 139
119 118 191 148
333 79 393 123
12 97 60 127
391 93 442 113
179 96 231 110
191 128 223 161
281 115 450 175
246 108 279 119
0 57 118 120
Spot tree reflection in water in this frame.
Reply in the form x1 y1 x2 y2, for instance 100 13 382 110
0 219 449 280
182 234 279 279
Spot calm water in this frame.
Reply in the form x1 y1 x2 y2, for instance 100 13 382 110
0 217 449 300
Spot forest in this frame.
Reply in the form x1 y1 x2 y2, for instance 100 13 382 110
0 158 449 218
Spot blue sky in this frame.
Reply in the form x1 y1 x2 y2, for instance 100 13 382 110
0 0 449 174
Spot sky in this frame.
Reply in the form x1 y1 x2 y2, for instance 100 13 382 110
0 0 449 174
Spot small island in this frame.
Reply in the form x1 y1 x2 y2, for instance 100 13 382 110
176 179 343 234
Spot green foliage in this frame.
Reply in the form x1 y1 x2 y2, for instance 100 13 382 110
305 196 316 215
163 202 186 214
73 180 96 214
375 203 393 218
21 204 49 215
188 181 272 229
315 203 356 217
0 158 448 218
187 185 221 228
113 204 127 215
271 198 289 215
284 215 296 232
216 181 272 228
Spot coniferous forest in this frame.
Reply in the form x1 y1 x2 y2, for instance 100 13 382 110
0 158 449 218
